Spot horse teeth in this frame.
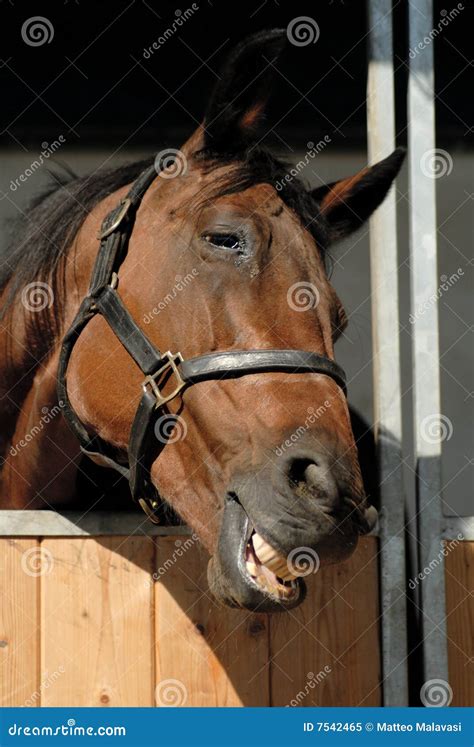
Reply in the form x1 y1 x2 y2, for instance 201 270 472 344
248 549 300 599
276 565 299 581
245 560 258 578
278 583 295 599
252 533 300 580
253 533 281 564
257 571 275 594
265 557 293 580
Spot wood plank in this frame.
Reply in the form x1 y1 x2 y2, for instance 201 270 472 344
445 541 474 706
154 536 270 706
270 537 381 706
0 538 40 706
41 537 154 706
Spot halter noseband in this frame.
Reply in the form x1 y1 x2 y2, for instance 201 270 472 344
57 161 347 523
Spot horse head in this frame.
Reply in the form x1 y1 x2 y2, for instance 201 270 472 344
13 31 404 612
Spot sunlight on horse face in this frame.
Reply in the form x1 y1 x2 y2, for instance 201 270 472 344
64 30 403 612
147 178 366 609
143 171 361 544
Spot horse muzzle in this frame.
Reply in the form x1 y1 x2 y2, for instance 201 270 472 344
207 491 378 613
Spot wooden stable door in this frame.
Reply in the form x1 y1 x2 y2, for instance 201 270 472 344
1 535 472 706
1 535 380 707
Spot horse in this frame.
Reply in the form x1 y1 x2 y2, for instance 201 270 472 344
0 30 404 612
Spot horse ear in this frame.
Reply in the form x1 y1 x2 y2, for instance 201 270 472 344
311 148 406 243
202 29 286 154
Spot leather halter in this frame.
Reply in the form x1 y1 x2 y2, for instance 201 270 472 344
57 161 347 523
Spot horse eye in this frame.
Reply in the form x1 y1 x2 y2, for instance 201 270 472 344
203 233 242 251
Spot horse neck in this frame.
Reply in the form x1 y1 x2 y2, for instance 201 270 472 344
0 282 79 508
0 181 134 508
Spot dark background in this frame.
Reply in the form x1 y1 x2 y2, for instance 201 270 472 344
0 0 472 149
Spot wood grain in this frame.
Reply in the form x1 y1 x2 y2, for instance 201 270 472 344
445 540 473 706
154 536 270 706
0 539 40 706
269 537 381 706
5 532 473 707
41 537 154 706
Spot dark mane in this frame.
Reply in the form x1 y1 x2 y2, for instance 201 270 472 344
0 147 328 344
0 157 155 332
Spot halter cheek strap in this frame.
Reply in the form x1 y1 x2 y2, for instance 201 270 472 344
57 162 347 523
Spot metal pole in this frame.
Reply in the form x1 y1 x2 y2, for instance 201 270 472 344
408 0 449 687
367 0 408 706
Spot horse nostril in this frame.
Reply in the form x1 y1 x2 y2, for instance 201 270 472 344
288 458 317 486
287 456 338 507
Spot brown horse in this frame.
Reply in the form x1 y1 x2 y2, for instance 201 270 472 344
0 30 404 612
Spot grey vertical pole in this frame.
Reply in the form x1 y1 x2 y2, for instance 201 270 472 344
408 0 449 686
367 0 408 706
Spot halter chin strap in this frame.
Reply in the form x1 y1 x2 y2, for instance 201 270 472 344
57 162 347 523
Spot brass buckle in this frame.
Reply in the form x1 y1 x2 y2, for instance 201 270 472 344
138 498 161 524
142 351 185 408
98 198 132 240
